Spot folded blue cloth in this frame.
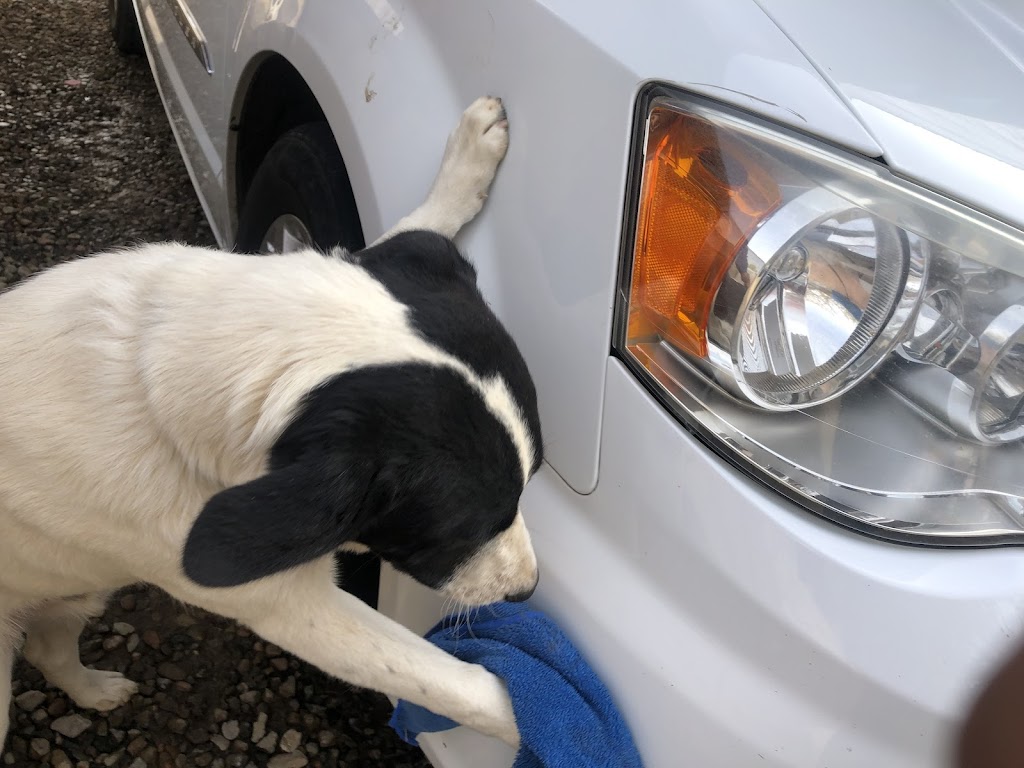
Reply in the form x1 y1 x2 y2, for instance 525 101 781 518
389 601 643 768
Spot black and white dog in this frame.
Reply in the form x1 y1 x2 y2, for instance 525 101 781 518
0 97 539 749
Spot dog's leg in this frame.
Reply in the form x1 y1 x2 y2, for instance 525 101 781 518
189 572 519 747
21 593 138 712
372 96 509 244
0 625 13 753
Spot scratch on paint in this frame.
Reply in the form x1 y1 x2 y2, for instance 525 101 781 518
364 0 404 35
364 73 377 103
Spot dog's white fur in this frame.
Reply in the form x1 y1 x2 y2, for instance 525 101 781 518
0 97 532 749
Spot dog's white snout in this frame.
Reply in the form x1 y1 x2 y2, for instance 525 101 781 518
443 511 538 607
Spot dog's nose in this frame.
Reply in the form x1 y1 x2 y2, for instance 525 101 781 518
505 580 538 603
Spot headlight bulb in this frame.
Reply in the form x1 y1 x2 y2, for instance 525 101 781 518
706 188 925 409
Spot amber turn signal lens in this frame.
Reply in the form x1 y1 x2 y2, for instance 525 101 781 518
628 106 781 357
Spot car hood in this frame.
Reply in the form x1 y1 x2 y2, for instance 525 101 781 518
756 0 1024 229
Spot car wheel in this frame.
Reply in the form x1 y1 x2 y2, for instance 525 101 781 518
235 122 363 256
109 0 144 56
235 121 377 605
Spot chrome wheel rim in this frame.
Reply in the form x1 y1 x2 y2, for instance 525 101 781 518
259 214 313 254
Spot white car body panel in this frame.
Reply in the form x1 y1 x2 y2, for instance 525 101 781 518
134 1 1024 766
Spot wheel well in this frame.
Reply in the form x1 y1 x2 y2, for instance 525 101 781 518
231 54 358 241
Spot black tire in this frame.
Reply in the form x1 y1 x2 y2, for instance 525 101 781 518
235 122 377 605
235 122 364 255
109 0 144 56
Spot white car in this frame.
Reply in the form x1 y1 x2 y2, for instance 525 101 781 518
116 0 1024 765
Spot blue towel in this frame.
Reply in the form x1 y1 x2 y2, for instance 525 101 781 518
389 601 643 768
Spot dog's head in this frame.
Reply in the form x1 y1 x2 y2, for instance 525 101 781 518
182 362 542 606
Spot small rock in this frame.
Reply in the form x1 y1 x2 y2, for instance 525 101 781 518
267 755 308 768
102 635 124 651
15 690 47 711
50 749 72 768
317 731 336 748
279 730 302 753
168 717 188 735
264 643 282 657
50 714 92 739
210 735 230 751
251 712 268 743
142 630 161 649
278 676 296 697
119 593 137 611
126 634 140 652
222 721 240 740
112 622 134 636
30 738 51 758
239 690 260 705
157 661 186 681
128 760 146 768
126 736 148 756
270 657 289 672
255 732 277 753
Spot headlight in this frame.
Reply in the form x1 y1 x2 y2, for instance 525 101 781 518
616 85 1024 543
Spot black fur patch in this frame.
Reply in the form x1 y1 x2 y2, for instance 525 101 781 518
184 364 523 588
352 230 542 473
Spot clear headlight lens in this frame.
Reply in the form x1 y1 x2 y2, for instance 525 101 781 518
616 86 1024 543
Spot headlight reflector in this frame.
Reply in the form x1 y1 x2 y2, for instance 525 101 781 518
726 188 925 408
616 87 1024 544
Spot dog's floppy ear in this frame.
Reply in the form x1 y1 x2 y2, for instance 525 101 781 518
182 457 377 588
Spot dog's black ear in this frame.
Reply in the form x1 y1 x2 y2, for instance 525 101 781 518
182 458 375 588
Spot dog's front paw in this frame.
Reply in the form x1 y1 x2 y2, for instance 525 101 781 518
68 669 139 712
436 96 510 207
458 95 509 163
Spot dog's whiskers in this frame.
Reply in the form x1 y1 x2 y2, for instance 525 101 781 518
467 604 481 640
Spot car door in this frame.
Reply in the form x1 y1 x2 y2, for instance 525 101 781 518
135 0 229 239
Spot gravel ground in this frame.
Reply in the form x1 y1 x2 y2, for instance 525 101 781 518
0 2 431 766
